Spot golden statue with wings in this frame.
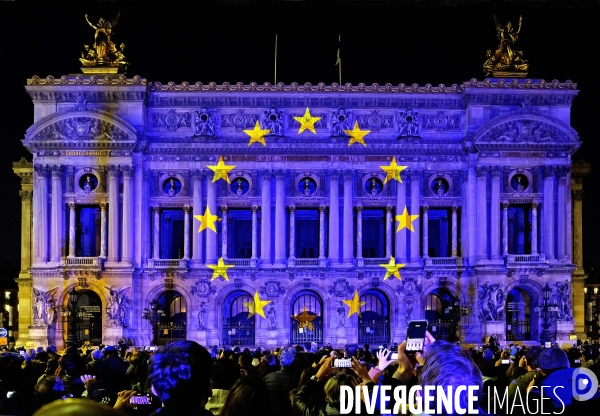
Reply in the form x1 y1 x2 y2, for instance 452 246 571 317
80 12 128 70
483 15 528 77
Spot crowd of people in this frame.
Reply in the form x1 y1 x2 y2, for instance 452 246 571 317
1 336 600 415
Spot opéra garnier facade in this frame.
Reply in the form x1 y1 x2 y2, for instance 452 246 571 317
13 75 588 349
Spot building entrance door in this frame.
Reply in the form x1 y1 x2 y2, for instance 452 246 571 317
75 290 103 345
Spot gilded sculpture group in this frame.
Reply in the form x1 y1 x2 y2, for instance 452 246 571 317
80 13 127 69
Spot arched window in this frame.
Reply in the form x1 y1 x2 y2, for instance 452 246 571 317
153 290 187 345
223 291 255 346
506 287 532 341
290 290 323 346
358 290 390 344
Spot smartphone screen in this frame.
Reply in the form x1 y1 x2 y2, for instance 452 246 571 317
501 359 509 364
406 320 428 354
390 352 399 360
130 395 152 405
333 358 352 368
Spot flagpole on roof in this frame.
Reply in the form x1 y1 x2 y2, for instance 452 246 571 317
274 34 278 85
335 35 342 85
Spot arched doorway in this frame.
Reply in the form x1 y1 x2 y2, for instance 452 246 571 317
505 287 532 341
425 288 458 341
358 290 390 345
73 290 102 345
223 291 255 346
153 290 187 345
290 290 323 347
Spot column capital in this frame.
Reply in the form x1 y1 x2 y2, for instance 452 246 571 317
502 202 509 209
355 205 363 213
191 169 205 180
152 206 160 214
260 170 272 180
183 206 191 214
386 205 394 213
221 206 228 214
121 165 136 178
106 164 120 177
34 164 50 178
475 166 489 177
143 170 152 181
288 205 296 213
19 190 32 201
69 203 76 210
100 203 107 211
451 205 459 213
328 169 340 181
531 202 539 209
342 170 354 181
319 205 327 213
490 166 503 177
251 205 259 213
274 170 286 181
409 169 422 181
50 164 64 178
399 170 410 182
555 165 570 178
422 205 429 212
572 189 584 200
542 165 556 179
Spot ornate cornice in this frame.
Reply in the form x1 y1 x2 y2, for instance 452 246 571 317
27 75 147 86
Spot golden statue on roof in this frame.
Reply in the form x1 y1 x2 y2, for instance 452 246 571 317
80 12 127 72
483 15 528 77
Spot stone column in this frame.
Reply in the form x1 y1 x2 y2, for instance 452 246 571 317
274 171 287 266
50 165 64 263
410 170 421 263
319 206 326 259
260 171 272 265
328 170 340 264
467 159 477 266
34 165 49 263
422 206 429 259
183 206 191 259
251 205 259 266
356 206 363 266
121 165 135 263
152 207 160 259
342 170 354 266
572 189 586 336
107 165 120 263
490 166 501 260
556 167 568 260
502 202 509 256
531 203 538 255
288 206 296 266
451 206 458 257
221 206 228 259
476 166 488 261
395 173 407 262
206 178 218 264
68 203 76 257
385 206 393 258
542 166 555 261
18 189 33 269
192 170 204 265
100 204 107 258
572 190 584 271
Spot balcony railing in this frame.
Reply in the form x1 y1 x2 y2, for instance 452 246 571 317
294 258 320 267
226 259 251 267
62 257 104 267
147 259 188 268
506 254 542 263
425 257 463 267
363 258 389 266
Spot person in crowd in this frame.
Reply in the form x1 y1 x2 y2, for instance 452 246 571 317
220 376 270 416
33 398 128 416
206 358 241 416
256 353 279 377
264 347 298 416
31 376 67 413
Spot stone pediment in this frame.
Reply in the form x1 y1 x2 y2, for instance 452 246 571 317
474 112 579 145
23 109 138 152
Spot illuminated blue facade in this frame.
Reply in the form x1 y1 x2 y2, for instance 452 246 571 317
13 75 587 349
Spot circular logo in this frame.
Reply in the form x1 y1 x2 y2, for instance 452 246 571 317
572 367 599 401
0 328 7 337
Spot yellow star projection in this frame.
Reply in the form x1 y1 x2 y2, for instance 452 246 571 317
344 121 370 147
342 290 367 318
379 256 406 281
243 291 271 318
292 306 318 331
395 206 419 233
207 156 235 183
244 121 270 146
293 107 321 134
207 257 234 281
194 206 221 233
380 157 408 184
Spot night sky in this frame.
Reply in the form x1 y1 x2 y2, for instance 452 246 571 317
0 1 597 280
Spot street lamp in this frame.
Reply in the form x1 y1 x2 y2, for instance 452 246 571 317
143 300 165 346
538 283 559 346
62 288 80 347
